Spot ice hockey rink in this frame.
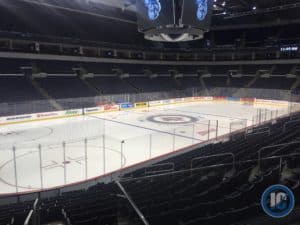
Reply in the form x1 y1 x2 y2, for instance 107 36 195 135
0 101 288 194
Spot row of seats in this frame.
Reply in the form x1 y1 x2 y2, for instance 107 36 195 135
203 76 298 90
1 113 298 225
62 113 300 225
1 75 299 104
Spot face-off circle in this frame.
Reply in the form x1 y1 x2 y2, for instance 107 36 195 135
146 114 199 124
0 127 53 148
0 131 23 137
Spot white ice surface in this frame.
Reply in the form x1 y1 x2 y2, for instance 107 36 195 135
0 102 287 194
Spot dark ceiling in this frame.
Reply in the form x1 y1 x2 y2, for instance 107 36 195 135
0 0 300 47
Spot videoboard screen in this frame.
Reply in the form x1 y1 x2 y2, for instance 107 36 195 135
181 0 213 30
136 0 175 31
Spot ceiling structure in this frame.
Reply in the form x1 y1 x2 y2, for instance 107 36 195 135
0 0 300 47
11 0 300 28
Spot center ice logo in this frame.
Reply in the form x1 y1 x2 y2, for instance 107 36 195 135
147 115 199 124
162 116 184 122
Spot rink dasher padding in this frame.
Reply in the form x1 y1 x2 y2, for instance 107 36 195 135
0 109 84 126
0 96 298 126
0 96 300 198
0 107 295 200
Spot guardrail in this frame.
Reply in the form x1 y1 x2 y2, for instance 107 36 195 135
0 95 299 202
1 95 298 126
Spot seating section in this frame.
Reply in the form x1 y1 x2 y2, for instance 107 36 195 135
0 72 299 117
0 200 35 225
180 76 201 88
230 77 253 87
0 76 43 102
1 113 299 225
63 114 300 225
253 77 296 90
126 76 179 92
203 76 229 87
36 76 94 99
86 76 137 94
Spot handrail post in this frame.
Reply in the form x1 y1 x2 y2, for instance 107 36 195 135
84 138 88 180
62 141 67 185
116 181 150 225
38 144 43 190
13 146 18 193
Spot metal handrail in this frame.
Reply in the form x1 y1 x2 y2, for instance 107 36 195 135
258 141 300 167
145 162 175 175
116 181 150 225
121 152 300 182
191 153 236 170
122 152 300 183
33 198 39 211
283 118 300 132
245 126 271 138
23 210 33 225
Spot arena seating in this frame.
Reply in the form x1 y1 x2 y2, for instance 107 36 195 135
253 77 296 90
86 76 138 94
1 2 300 225
36 76 94 99
58 113 300 225
125 76 179 92
0 61 298 107
202 76 229 88
0 76 43 103
1 112 299 225
230 77 253 87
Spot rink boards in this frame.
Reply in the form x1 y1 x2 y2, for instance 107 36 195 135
0 96 294 126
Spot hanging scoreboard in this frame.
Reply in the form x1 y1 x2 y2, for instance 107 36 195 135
136 0 213 41
181 0 213 30
136 0 175 31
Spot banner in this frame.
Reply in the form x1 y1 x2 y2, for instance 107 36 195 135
162 99 171 104
0 110 80 125
194 96 213 101
103 104 120 112
213 96 226 102
120 103 134 109
183 97 195 102
64 109 82 116
135 102 149 108
241 98 255 102
4 114 34 123
171 98 184 104
240 98 255 105
255 99 288 107
149 100 163 106
36 112 61 118
227 97 240 102
84 107 104 114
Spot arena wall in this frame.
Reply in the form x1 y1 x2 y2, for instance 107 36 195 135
0 96 298 126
